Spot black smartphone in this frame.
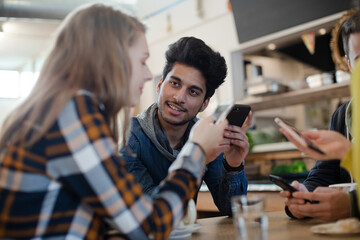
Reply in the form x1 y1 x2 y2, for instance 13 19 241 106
269 174 319 204
269 174 297 192
274 117 325 155
226 104 251 127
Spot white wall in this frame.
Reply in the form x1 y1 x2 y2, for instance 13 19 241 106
0 99 22 127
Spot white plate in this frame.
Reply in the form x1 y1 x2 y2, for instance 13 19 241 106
311 222 360 235
169 223 202 239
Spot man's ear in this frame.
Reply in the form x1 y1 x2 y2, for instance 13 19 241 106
345 55 352 71
156 78 163 94
199 97 210 112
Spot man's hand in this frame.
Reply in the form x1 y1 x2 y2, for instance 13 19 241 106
223 112 253 167
280 129 352 161
279 181 309 219
288 187 351 222
241 111 253 131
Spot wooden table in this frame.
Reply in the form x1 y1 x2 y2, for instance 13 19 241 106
197 191 284 213
191 211 360 240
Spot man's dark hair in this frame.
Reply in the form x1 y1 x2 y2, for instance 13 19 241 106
342 10 360 57
162 37 227 99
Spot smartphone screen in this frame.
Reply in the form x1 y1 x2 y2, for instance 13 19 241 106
274 117 325 155
212 101 234 124
227 104 251 127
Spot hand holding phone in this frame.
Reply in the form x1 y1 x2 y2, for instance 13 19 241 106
269 174 319 204
274 117 325 155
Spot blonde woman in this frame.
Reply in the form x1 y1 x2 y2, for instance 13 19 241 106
0 4 228 240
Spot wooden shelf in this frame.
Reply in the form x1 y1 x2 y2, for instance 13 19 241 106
238 82 350 111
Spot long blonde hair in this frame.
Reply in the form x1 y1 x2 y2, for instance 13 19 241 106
0 4 145 149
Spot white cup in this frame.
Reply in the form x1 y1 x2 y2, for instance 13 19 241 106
178 199 197 228
232 195 268 240
329 183 357 193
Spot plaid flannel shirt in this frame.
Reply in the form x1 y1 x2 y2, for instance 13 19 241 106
0 91 205 240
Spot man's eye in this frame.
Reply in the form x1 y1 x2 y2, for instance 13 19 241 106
190 89 199 96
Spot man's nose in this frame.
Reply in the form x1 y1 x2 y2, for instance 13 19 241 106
173 88 186 102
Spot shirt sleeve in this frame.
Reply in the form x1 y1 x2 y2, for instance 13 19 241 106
329 102 348 135
46 94 202 240
303 160 351 192
203 154 247 216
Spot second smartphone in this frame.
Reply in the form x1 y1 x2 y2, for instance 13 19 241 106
227 104 251 127
274 117 325 155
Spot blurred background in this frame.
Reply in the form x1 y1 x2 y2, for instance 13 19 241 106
0 0 357 193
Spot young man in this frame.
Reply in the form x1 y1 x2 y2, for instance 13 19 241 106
120 37 251 216
282 11 360 221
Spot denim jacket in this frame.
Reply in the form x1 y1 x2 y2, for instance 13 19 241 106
120 103 247 216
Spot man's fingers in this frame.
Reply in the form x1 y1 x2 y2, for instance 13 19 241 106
280 191 291 197
226 125 246 135
289 202 320 215
292 191 325 202
225 129 247 140
289 201 331 220
301 131 320 140
242 111 253 131
291 180 300 188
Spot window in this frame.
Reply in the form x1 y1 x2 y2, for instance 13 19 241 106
0 70 38 99
20 71 38 98
0 70 20 98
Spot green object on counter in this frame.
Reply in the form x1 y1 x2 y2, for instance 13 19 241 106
271 164 289 174
289 160 307 173
271 160 307 174
246 131 254 152
251 131 277 145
